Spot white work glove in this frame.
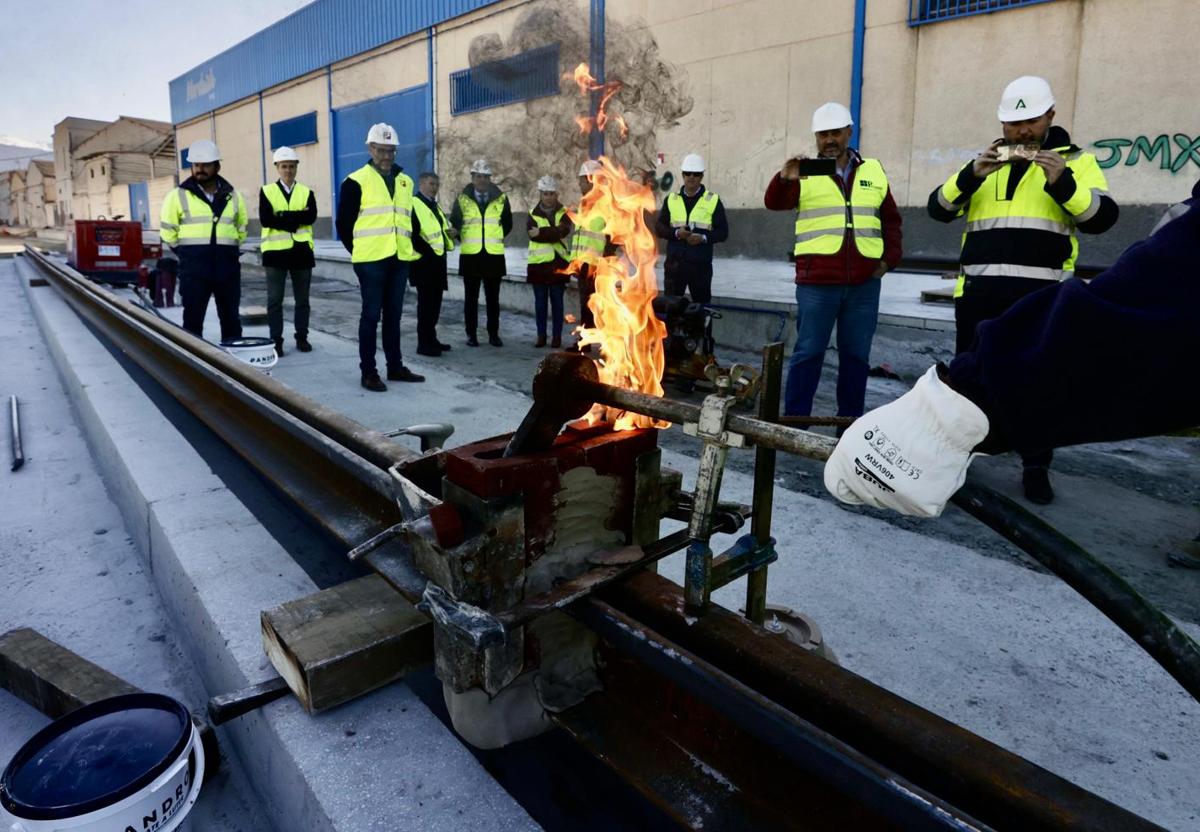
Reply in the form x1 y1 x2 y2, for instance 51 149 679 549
823 365 989 517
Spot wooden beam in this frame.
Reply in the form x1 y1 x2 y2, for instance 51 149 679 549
261 575 432 714
0 627 140 719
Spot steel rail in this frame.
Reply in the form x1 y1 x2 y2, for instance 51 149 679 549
24 247 1163 830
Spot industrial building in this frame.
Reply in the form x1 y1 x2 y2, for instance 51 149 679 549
170 0 1200 260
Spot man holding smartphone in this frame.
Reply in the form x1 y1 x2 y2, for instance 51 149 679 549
764 101 903 424
927 76 1118 505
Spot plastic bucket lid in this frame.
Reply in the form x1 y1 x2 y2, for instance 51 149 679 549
0 693 204 832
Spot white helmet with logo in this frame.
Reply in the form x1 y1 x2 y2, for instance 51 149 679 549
578 160 603 177
187 139 221 163
470 159 493 175
272 146 299 163
811 102 854 133
997 76 1055 122
681 153 705 173
365 123 398 146
537 175 558 192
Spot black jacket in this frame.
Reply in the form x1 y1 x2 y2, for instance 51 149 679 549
654 184 729 267
259 181 317 269
336 164 402 256
173 175 241 279
448 183 512 278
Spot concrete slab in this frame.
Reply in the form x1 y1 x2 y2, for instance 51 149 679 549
16 256 538 832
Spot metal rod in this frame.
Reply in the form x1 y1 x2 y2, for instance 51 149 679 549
777 414 854 428
9 395 23 472
746 343 784 624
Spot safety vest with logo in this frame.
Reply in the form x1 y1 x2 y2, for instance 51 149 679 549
411 196 454 257
571 212 607 266
667 190 720 234
792 159 887 259
345 164 417 264
259 182 313 252
457 193 507 255
159 186 247 249
528 207 571 264
938 146 1109 297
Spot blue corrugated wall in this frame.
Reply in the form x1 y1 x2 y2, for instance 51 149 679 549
169 0 502 124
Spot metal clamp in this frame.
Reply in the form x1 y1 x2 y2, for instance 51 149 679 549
416 582 506 651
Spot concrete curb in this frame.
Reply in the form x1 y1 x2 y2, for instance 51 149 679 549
18 256 538 832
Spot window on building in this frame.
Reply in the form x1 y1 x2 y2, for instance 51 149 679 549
181 147 191 169
101 164 106 176
90 169 94 179
908 0 1058 26
450 43 560 116
270 111 318 149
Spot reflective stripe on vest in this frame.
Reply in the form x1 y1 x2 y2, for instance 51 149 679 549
571 214 607 265
667 190 719 231
346 165 417 263
946 146 1109 297
793 158 887 259
260 182 313 252
411 196 453 257
528 207 570 264
457 193 507 255
162 186 246 248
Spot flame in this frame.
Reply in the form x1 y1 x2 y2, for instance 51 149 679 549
565 67 667 431
568 63 626 139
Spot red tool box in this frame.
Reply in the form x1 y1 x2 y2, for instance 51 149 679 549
69 220 146 285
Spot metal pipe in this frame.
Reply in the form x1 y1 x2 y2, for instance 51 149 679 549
745 343 784 623
9 395 23 472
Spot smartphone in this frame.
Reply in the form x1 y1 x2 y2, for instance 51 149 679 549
995 143 1040 162
797 158 837 177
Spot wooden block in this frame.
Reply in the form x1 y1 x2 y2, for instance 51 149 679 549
0 628 140 719
261 575 432 714
238 304 269 324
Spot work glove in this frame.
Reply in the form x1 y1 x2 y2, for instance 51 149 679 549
823 365 989 517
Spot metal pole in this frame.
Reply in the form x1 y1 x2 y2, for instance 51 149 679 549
588 0 606 160
9 395 23 472
745 343 783 624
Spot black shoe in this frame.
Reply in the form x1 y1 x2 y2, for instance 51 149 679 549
1022 466 1054 505
295 335 312 352
466 335 480 347
273 338 285 357
489 334 504 347
361 373 387 392
387 365 425 383
436 341 452 352
416 346 442 357
534 336 547 348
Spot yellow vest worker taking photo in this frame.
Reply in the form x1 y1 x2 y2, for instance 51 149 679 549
258 145 317 357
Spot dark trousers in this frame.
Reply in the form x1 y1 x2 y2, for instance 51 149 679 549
153 272 176 307
464 273 502 337
265 266 312 341
416 283 444 350
354 258 408 375
664 260 713 304
578 273 596 329
532 284 566 339
180 270 241 341
955 276 1053 469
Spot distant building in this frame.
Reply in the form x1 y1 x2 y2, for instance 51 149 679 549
0 171 10 225
23 159 56 228
58 116 175 228
8 169 25 227
53 117 109 225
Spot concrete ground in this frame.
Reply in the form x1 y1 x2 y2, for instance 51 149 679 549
12 251 1200 830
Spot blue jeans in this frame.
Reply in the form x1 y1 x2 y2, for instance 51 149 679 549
532 283 565 339
784 280 881 417
354 258 408 375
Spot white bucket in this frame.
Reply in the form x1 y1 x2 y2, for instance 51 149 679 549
0 694 205 832
220 336 278 371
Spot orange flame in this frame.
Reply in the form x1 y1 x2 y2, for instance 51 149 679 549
568 63 626 138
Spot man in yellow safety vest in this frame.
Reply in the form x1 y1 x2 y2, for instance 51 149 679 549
654 153 728 304
449 159 512 347
927 75 1118 504
410 171 455 357
258 145 316 357
159 139 247 341
335 123 424 391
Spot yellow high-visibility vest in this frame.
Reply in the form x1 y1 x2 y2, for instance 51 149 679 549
528 207 570 264
667 190 720 232
160 186 247 249
571 212 607 265
938 146 1109 297
345 164 417 264
792 158 887 259
259 182 313 252
411 195 453 257
457 192 507 255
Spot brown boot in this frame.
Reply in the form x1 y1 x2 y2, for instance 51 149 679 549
550 336 562 348
534 335 547 348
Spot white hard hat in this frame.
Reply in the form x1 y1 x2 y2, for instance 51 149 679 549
537 175 558 192
365 123 398 146
681 153 705 173
579 160 603 177
470 159 493 175
272 146 299 164
811 102 853 133
187 139 221 164
997 76 1055 121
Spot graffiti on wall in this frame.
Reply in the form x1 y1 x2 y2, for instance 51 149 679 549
1092 134 1200 173
438 0 693 209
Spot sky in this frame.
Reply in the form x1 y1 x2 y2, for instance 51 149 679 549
0 0 313 146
